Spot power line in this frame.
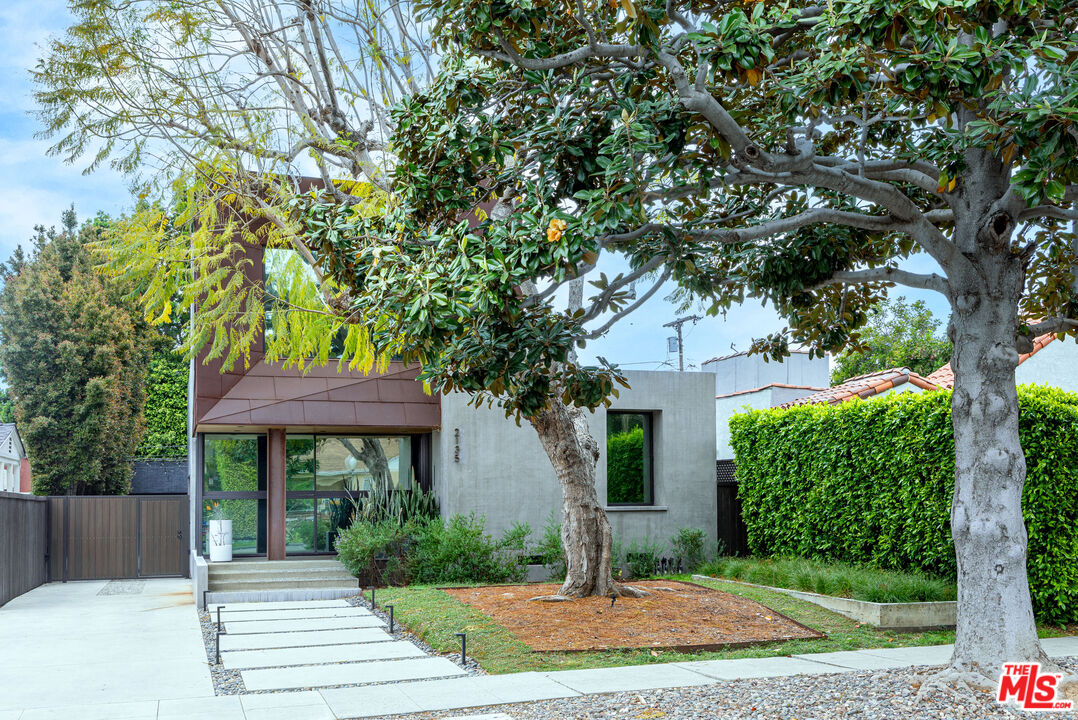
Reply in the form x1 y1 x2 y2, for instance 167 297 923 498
662 315 702 371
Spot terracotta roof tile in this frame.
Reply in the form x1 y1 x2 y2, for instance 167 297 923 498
782 331 1059 407
924 332 1056 390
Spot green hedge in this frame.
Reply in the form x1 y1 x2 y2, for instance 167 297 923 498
729 385 1078 623
607 426 645 503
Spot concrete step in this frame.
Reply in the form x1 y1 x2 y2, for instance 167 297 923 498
208 559 348 573
208 566 354 581
206 588 359 605
209 577 359 593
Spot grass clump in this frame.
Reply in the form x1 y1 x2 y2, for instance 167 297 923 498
698 556 956 603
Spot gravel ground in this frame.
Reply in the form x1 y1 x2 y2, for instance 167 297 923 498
377 660 1078 720
198 594 482 696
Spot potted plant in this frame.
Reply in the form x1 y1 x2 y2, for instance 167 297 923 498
206 501 232 562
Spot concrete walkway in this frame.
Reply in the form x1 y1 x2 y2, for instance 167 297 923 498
4 585 1078 720
0 578 212 715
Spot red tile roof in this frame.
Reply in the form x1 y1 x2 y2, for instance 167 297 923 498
779 332 1058 408
924 333 1057 390
779 368 938 408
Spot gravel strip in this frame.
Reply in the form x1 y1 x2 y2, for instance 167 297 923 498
366 660 1078 720
198 609 245 695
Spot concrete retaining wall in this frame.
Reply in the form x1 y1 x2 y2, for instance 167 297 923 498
692 574 957 631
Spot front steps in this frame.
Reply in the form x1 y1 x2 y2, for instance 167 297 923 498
206 558 359 605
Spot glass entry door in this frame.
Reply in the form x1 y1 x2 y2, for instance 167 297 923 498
284 435 413 554
201 434 267 556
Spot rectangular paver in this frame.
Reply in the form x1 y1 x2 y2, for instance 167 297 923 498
219 607 372 622
219 627 392 651
676 656 850 680
319 685 422 718
242 657 467 691
544 663 717 694
225 615 384 634
244 704 335 720
223 640 427 669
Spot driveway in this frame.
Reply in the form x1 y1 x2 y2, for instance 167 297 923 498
0 578 212 715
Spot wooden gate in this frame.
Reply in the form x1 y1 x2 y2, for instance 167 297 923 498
48 495 188 581
716 460 749 556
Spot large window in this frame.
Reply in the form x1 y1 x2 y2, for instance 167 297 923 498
606 412 654 506
202 434 267 555
285 435 413 554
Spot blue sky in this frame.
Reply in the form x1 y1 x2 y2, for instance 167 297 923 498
0 2 951 373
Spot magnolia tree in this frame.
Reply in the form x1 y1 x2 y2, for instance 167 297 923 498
36 0 670 598
335 0 1078 684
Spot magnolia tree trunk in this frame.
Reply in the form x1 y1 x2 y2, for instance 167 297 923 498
943 187 1047 682
529 401 639 597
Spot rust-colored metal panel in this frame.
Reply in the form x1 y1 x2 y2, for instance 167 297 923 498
266 429 287 560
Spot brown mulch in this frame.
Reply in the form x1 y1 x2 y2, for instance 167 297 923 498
443 579 824 653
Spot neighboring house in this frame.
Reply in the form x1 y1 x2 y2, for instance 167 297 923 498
702 349 830 459
778 331 1075 409
0 424 30 494
187 234 718 569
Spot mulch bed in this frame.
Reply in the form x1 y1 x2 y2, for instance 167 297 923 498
443 579 824 653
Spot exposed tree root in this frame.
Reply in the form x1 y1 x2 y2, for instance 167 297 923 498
913 666 997 703
528 583 651 602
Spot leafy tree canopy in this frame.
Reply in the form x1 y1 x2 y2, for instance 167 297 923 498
831 296 952 383
0 209 155 494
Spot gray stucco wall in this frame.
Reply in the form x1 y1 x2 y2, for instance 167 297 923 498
1016 340 1078 393
703 351 830 395
433 370 717 553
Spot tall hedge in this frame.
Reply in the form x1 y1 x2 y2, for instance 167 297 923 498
729 385 1078 623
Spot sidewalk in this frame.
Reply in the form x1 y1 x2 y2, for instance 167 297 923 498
6 636 1078 720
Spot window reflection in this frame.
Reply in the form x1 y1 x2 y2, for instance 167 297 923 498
315 437 412 492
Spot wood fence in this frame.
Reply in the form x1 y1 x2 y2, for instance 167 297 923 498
48 495 188 581
0 492 48 607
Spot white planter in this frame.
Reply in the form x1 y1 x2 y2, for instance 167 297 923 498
208 519 233 562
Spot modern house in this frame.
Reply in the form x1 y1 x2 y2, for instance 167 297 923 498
0 424 30 494
186 236 718 601
702 349 830 459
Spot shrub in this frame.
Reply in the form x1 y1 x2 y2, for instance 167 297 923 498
409 514 531 585
623 538 663 580
671 528 708 572
729 385 1078 622
334 518 417 585
537 511 566 581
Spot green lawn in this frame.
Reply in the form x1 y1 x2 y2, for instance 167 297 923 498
374 576 1076 674
698 556 957 603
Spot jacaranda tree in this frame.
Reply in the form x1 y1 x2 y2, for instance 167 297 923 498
299 0 1077 686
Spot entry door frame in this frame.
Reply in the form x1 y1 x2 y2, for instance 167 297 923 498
198 433 269 558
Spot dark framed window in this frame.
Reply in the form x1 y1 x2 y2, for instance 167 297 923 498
284 435 415 554
606 412 654 506
201 433 267 556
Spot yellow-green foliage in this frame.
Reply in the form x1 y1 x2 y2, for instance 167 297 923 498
729 386 1078 623
94 171 395 378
